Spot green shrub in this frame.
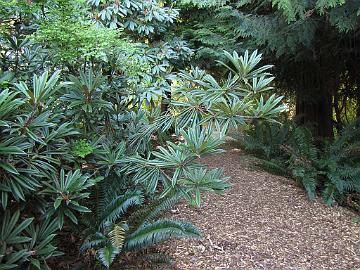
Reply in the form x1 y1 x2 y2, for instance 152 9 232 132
0 71 96 269
0 47 285 268
80 190 200 268
319 120 360 206
241 119 360 207
1 2 286 268
72 139 94 158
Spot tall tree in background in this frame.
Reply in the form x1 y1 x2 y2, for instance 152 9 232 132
179 0 360 137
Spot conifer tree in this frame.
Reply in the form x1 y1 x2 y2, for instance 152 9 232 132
179 0 360 137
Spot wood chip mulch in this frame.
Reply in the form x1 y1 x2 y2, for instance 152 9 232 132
160 148 360 269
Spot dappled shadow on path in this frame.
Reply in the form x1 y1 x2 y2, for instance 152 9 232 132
161 148 360 269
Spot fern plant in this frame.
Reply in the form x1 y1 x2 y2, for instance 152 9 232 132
241 120 319 199
241 118 360 206
80 189 200 268
241 120 293 159
285 127 319 200
319 120 360 206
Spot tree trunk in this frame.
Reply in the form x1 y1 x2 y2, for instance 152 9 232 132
294 54 335 139
296 88 333 138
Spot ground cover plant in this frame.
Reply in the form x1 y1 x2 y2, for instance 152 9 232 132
241 119 360 208
0 1 286 269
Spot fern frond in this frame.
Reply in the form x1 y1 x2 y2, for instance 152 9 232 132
128 192 182 230
97 174 132 215
97 245 120 268
99 191 143 227
124 219 201 252
109 224 126 249
322 182 336 206
259 159 289 176
80 232 107 252
301 174 317 200
292 166 317 200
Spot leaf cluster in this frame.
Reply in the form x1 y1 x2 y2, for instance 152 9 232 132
241 119 360 206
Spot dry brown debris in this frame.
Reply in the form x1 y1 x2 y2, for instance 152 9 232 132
160 148 360 269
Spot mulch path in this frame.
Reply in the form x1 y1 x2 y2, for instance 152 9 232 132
160 148 360 269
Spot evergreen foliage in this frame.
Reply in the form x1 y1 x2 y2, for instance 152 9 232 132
2 0 360 268
88 0 179 36
241 119 360 206
0 1 286 268
178 0 360 137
